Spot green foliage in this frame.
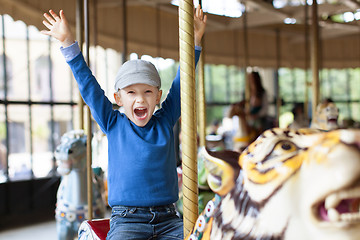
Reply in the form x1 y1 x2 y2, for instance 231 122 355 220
279 67 360 122
158 62 179 102
204 64 244 103
158 61 360 126
0 122 6 140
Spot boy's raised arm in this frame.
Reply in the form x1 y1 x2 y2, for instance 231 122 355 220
194 5 207 46
41 10 75 48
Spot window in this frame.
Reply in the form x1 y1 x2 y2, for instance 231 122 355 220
0 54 12 98
0 15 78 182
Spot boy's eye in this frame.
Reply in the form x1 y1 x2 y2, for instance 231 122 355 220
127 91 135 94
145 90 153 93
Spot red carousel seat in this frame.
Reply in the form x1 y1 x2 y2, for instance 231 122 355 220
78 218 110 240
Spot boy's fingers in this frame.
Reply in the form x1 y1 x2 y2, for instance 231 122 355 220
40 30 50 36
49 9 59 20
59 10 67 22
43 13 55 24
42 20 52 30
53 13 61 21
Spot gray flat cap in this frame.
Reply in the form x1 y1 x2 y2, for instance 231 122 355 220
114 59 161 90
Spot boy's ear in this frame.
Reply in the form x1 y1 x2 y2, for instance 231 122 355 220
114 92 123 107
156 90 163 104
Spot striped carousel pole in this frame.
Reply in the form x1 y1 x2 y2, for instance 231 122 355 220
179 0 198 236
198 0 206 149
76 0 84 130
198 42 206 147
84 0 93 220
77 0 93 220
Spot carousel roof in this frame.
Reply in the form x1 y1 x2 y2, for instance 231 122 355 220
1 0 359 68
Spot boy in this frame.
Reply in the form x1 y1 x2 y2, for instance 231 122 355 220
42 6 206 240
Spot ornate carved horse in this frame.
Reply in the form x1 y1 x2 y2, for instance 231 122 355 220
55 130 106 240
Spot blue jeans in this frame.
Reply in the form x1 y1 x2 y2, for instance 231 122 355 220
106 204 183 240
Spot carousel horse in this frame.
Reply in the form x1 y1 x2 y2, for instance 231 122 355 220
227 101 254 152
186 128 360 240
55 130 106 240
311 100 339 131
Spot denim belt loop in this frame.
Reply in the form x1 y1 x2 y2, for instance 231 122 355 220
129 207 136 214
149 204 173 212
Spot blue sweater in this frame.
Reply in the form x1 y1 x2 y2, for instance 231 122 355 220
64 44 201 207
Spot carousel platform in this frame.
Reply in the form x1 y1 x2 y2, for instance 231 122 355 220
0 219 57 240
0 208 111 240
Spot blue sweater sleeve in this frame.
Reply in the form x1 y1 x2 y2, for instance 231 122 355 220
158 47 202 125
60 42 81 62
66 53 116 134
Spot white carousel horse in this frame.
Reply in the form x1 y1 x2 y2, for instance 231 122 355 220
55 130 106 240
227 101 254 152
311 101 339 131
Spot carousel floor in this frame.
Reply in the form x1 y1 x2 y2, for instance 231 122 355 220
0 209 111 240
0 220 57 240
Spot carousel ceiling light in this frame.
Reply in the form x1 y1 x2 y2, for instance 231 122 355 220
171 0 243 18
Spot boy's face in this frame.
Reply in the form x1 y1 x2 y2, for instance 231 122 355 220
114 83 162 127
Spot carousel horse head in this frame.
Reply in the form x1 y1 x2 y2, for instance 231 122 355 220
228 101 245 118
227 101 254 152
311 100 339 131
55 130 87 175
187 128 360 240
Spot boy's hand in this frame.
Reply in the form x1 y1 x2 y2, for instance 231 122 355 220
41 10 75 48
194 5 207 46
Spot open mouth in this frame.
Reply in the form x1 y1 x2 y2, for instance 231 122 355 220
327 117 338 125
134 107 148 120
316 185 360 225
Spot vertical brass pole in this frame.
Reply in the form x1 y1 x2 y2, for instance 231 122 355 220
304 1 310 120
76 0 84 130
197 0 206 148
122 0 128 63
84 0 93 220
198 52 206 147
242 1 250 110
198 1 206 148
179 0 198 236
311 0 320 118
275 29 281 126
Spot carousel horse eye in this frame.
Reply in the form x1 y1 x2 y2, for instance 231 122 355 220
68 149 73 154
